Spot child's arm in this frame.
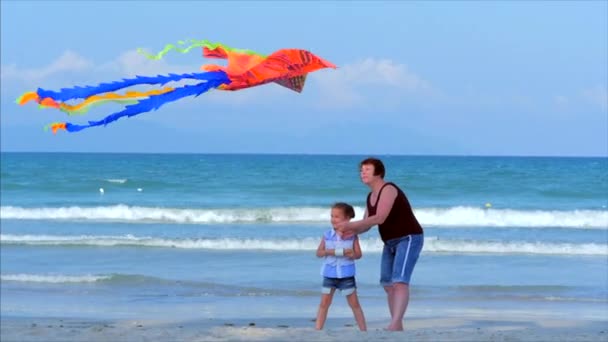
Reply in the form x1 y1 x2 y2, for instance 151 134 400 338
316 237 337 257
352 235 363 260
316 238 327 258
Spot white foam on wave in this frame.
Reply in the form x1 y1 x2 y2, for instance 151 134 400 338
1 205 606 229
0 205 329 224
105 179 127 184
1 234 606 256
415 206 608 229
1 273 111 283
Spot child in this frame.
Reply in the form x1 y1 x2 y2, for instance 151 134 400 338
315 202 367 331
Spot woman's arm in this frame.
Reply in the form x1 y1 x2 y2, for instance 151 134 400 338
338 185 398 235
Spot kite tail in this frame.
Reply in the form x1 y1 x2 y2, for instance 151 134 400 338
137 39 213 60
16 92 41 105
202 42 267 59
49 71 230 133
53 88 175 115
16 72 222 106
45 122 67 134
138 39 267 61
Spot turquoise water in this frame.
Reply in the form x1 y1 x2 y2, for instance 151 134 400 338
1 153 607 320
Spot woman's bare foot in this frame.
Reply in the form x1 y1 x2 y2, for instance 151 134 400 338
385 322 403 331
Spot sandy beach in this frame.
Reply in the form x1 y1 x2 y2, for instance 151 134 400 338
2 314 606 342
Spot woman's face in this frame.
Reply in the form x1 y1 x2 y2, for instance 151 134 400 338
359 164 376 185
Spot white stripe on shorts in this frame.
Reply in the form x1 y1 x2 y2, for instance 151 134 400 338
400 236 412 277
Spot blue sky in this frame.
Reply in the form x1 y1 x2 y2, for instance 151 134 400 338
1 1 606 156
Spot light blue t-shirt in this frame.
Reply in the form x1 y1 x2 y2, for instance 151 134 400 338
320 229 356 278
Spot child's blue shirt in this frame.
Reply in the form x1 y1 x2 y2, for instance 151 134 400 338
320 229 356 278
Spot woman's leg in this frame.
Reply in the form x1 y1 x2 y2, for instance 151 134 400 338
386 283 408 331
387 234 424 331
380 243 395 320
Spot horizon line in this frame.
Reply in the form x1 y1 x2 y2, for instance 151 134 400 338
0 150 606 158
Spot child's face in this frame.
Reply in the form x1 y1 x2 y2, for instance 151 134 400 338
331 208 349 228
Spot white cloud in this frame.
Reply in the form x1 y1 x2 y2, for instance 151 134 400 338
312 58 433 108
581 85 608 111
553 95 569 108
1 49 220 111
97 49 197 77
2 52 433 111
1 50 93 84
0 65 18 81
1 49 203 90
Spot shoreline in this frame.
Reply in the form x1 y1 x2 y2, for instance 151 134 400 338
2 315 606 342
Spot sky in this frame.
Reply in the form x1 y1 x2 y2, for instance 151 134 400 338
1 1 607 156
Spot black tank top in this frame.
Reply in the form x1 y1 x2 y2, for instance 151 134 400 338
366 182 423 242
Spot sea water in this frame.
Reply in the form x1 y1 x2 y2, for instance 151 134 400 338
1 153 606 321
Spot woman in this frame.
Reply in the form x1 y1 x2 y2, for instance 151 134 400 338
336 157 424 331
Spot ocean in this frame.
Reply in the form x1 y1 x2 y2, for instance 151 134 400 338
1 153 607 323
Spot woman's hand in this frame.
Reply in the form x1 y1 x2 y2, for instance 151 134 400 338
335 221 356 238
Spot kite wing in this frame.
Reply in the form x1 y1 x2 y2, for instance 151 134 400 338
202 45 336 93
273 74 308 93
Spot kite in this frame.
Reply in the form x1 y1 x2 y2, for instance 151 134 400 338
15 39 336 133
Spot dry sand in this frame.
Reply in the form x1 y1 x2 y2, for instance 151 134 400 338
2 315 606 341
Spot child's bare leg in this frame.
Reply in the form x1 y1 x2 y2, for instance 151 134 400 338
315 289 335 330
346 290 367 331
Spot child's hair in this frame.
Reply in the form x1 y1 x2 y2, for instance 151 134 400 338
332 202 355 219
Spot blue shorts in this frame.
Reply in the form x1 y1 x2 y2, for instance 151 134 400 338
322 276 356 296
380 234 424 286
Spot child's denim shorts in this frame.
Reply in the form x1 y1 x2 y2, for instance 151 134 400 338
380 234 424 286
322 276 356 295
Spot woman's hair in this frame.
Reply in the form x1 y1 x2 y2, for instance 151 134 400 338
360 157 385 178
332 202 355 219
